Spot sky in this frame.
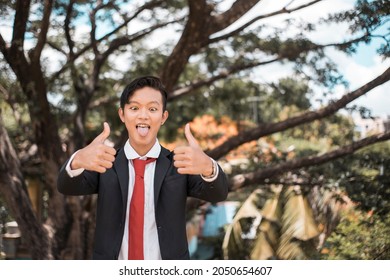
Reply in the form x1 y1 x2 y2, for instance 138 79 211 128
240 0 390 117
0 0 389 117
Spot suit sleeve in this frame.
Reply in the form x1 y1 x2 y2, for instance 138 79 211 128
57 158 100 196
187 164 229 203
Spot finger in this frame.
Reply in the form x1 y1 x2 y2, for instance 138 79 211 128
93 165 107 173
99 159 114 169
177 167 195 175
174 146 191 155
177 167 186 174
102 145 117 156
173 160 188 169
95 145 113 158
90 158 113 171
173 146 194 155
173 153 191 162
184 123 199 147
87 161 107 173
100 152 116 163
93 122 111 143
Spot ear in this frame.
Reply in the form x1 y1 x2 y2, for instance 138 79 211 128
118 107 125 123
161 110 169 125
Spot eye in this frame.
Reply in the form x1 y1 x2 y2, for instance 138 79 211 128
129 106 138 111
149 107 158 112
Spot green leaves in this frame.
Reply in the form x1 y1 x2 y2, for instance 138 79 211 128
324 211 390 260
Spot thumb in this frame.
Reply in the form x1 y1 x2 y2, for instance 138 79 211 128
93 122 111 143
184 123 199 147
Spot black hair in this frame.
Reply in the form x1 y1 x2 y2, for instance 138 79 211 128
120 76 168 112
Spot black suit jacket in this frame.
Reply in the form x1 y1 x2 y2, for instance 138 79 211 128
57 145 228 260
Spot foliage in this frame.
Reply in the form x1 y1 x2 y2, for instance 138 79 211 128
342 143 390 216
304 141 390 217
322 211 390 260
324 0 390 56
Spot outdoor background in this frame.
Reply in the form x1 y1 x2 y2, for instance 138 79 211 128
0 0 389 260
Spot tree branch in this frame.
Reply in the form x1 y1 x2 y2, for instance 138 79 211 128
92 0 165 44
161 0 261 89
86 18 182 92
0 33 9 57
210 0 322 43
100 19 180 64
88 95 119 109
10 0 31 54
64 0 76 57
47 41 67 55
169 57 279 100
89 0 103 57
30 0 53 62
209 66 390 159
213 0 261 32
48 0 166 84
230 131 390 190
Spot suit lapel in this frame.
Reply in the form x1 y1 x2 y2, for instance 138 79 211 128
113 148 129 210
154 146 171 206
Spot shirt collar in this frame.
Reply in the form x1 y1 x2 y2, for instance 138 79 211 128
124 139 161 160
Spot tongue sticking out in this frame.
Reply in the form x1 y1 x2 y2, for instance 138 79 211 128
137 126 149 137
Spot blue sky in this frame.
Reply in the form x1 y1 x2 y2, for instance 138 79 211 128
354 41 381 67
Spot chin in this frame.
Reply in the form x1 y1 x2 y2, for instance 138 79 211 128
132 133 155 145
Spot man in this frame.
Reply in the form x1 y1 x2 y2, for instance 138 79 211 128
57 76 228 260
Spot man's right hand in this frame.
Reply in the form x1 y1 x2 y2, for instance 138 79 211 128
71 122 117 173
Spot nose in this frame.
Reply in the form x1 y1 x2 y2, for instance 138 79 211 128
138 107 149 119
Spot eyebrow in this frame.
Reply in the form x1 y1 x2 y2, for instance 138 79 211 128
127 100 161 106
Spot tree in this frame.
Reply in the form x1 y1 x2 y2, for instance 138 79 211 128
0 0 389 259
323 211 390 260
321 142 390 260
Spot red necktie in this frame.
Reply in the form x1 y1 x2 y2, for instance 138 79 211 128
128 157 156 260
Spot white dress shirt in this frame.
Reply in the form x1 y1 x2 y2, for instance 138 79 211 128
65 138 219 260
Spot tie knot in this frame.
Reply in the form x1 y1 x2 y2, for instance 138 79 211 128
133 158 156 177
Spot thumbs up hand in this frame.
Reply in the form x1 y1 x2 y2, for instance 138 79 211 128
173 123 213 176
71 122 117 173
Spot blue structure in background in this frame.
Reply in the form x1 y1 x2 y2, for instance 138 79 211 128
188 201 239 259
202 202 239 237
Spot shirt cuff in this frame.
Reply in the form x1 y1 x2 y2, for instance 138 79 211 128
201 158 219 182
65 151 85 178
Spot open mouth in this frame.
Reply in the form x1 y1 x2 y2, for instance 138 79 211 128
136 124 150 137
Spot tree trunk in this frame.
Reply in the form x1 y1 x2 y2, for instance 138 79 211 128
2 49 80 258
0 112 50 259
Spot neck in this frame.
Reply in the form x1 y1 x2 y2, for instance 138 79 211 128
128 139 156 157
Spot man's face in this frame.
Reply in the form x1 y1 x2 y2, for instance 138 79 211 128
118 86 168 155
